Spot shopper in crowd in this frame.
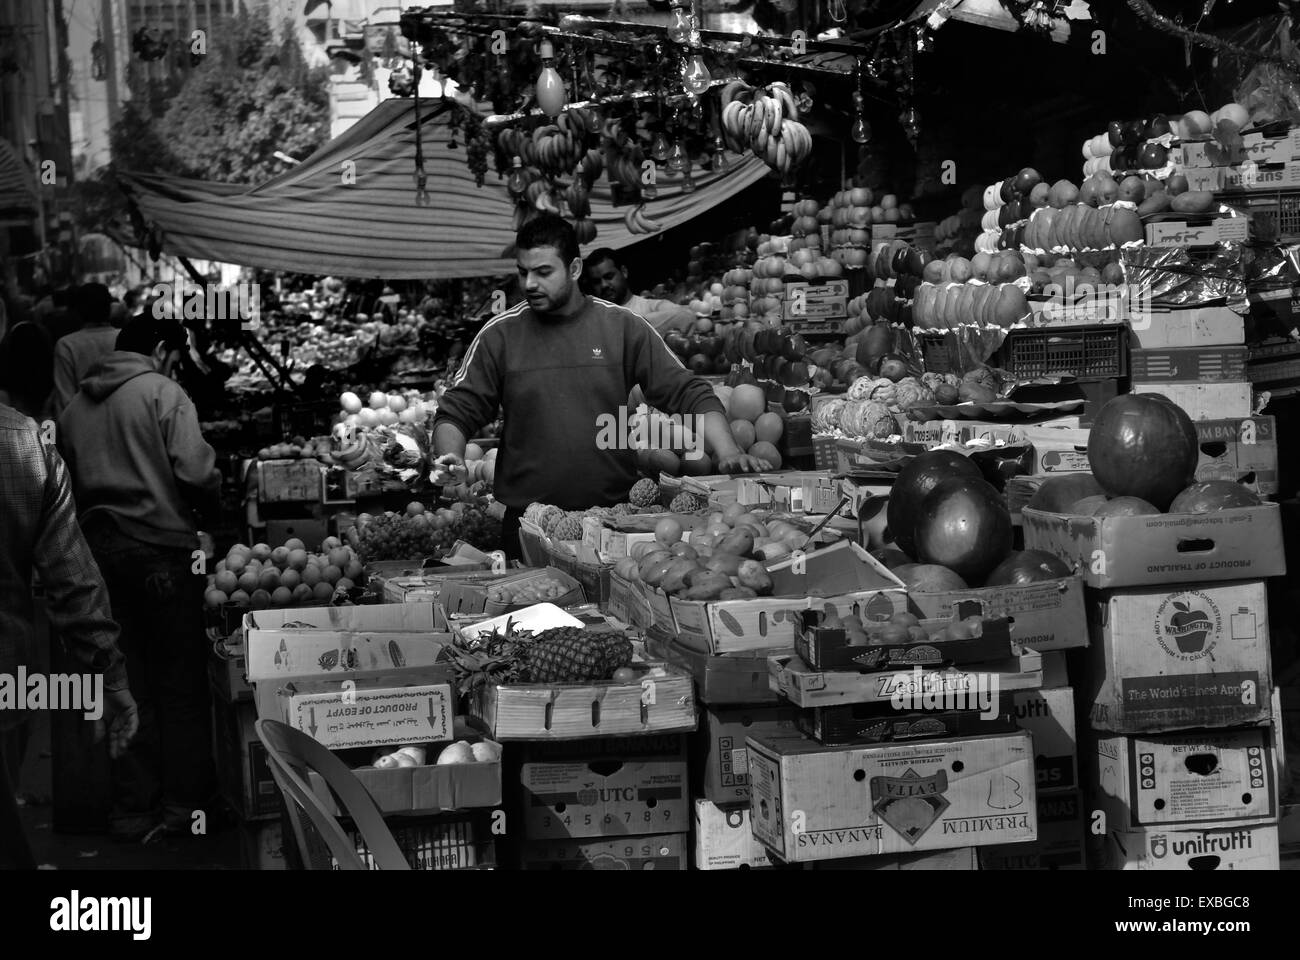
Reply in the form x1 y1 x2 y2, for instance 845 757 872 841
0 320 56 423
0 405 139 868
51 283 121 417
582 248 698 335
58 313 221 841
431 215 770 560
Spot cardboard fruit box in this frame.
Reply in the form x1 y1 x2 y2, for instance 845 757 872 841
697 705 800 805
469 661 697 741
795 610 1013 673
693 799 783 870
1013 688 1078 793
1093 727 1278 832
811 847 978 870
1020 501 1285 590
243 603 454 684
519 833 687 870
798 697 1018 746
980 790 1086 870
768 645 1043 709
440 566 583 617
668 540 908 656
1192 416 1278 495
644 632 782 706
520 754 689 839
1085 579 1273 734
277 670 455 751
1094 824 1279 871
903 574 1088 653
1127 305 1245 349
746 731 1038 861
306 750 501 816
1129 381 1253 420
607 571 653 629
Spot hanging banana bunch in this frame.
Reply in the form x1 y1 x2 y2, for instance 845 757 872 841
718 80 814 177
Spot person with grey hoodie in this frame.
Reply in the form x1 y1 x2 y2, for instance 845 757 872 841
58 313 221 842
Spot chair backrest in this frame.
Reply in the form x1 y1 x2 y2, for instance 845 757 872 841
254 718 410 871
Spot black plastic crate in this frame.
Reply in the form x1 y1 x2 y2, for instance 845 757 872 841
918 332 953 373
1219 188 1300 243
998 324 1129 381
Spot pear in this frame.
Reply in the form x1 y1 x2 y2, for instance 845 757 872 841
1048 180 1079 208
437 741 476 765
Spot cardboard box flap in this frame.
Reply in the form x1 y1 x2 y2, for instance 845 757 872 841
245 603 445 633
768 540 906 598
456 603 585 641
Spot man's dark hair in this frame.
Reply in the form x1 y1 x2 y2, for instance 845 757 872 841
0 321 54 412
72 283 114 327
123 286 144 308
116 314 188 357
517 214 579 265
583 247 623 272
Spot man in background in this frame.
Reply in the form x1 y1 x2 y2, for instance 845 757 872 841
0 405 138 867
51 283 120 417
58 314 220 841
583 248 698 335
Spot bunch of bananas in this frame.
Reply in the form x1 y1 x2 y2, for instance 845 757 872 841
623 203 664 235
331 426 384 470
497 123 585 177
719 80 813 177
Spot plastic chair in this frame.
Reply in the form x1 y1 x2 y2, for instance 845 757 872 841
254 718 410 871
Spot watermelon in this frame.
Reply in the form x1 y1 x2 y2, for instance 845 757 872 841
913 476 1013 584
1026 474 1104 513
1168 480 1261 514
886 451 982 558
1092 496 1160 518
1087 394 1198 511
985 550 1073 586
892 563 969 592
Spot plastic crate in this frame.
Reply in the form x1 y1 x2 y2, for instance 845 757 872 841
998 324 1129 381
919 332 953 373
1219 188 1300 243
812 435 839 471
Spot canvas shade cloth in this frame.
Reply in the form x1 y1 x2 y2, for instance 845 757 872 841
0 137 38 222
118 98 770 280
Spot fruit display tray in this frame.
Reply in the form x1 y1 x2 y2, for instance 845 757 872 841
767 644 1043 708
469 661 697 741
797 697 1019 745
794 615 1014 672
902 399 1085 420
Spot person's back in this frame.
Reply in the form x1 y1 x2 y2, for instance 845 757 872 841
58 319 218 550
52 283 120 417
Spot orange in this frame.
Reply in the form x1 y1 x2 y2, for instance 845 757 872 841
251 543 272 561
250 589 271 609
237 571 259 594
323 565 342 584
214 570 238 594
287 549 308 571
258 568 280 592
279 569 301 590
312 581 334 602
301 565 321 587
271 586 294 607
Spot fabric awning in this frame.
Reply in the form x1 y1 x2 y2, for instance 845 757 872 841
119 98 771 280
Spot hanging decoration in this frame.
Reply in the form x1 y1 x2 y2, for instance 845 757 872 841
1124 0 1300 75
91 29 106 81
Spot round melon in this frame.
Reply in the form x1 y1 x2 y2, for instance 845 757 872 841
891 563 969 592
1026 474 1104 514
1093 496 1161 518
727 384 767 423
1087 394 1198 511
985 550 1072 586
913 476 1013 584
1168 480 1260 515
748 441 781 469
886 451 983 559
1070 495 1110 516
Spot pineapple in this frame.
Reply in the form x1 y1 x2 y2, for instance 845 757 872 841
539 505 565 536
525 627 608 683
669 492 704 513
610 502 634 516
629 478 659 508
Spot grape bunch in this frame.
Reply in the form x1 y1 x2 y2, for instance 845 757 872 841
352 499 502 563
467 131 492 187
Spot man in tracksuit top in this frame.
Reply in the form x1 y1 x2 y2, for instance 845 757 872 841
432 214 770 559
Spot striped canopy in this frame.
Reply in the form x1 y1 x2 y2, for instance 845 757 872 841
119 98 770 280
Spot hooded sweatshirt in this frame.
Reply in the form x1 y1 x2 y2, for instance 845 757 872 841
58 351 219 550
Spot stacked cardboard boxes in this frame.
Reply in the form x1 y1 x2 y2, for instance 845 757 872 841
1026 505 1289 869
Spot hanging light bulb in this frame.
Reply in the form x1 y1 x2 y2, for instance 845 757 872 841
651 131 674 163
506 157 528 195
914 28 932 53
711 137 729 173
850 92 870 144
666 141 689 175
666 0 693 45
900 106 921 143
535 40 567 117
682 52 712 96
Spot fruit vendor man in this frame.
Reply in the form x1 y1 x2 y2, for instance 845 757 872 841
582 248 697 335
432 215 771 560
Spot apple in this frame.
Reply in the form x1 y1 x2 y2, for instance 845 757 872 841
1166 599 1211 654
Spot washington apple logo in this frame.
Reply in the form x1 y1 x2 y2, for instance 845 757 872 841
1155 592 1220 661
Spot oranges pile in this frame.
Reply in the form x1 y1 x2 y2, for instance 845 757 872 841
204 536 365 609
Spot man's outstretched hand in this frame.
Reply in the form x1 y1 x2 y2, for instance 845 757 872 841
716 453 773 474
95 689 139 759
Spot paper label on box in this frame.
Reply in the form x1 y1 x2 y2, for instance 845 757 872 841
284 683 452 749
1105 825 1279 870
1121 731 1275 826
